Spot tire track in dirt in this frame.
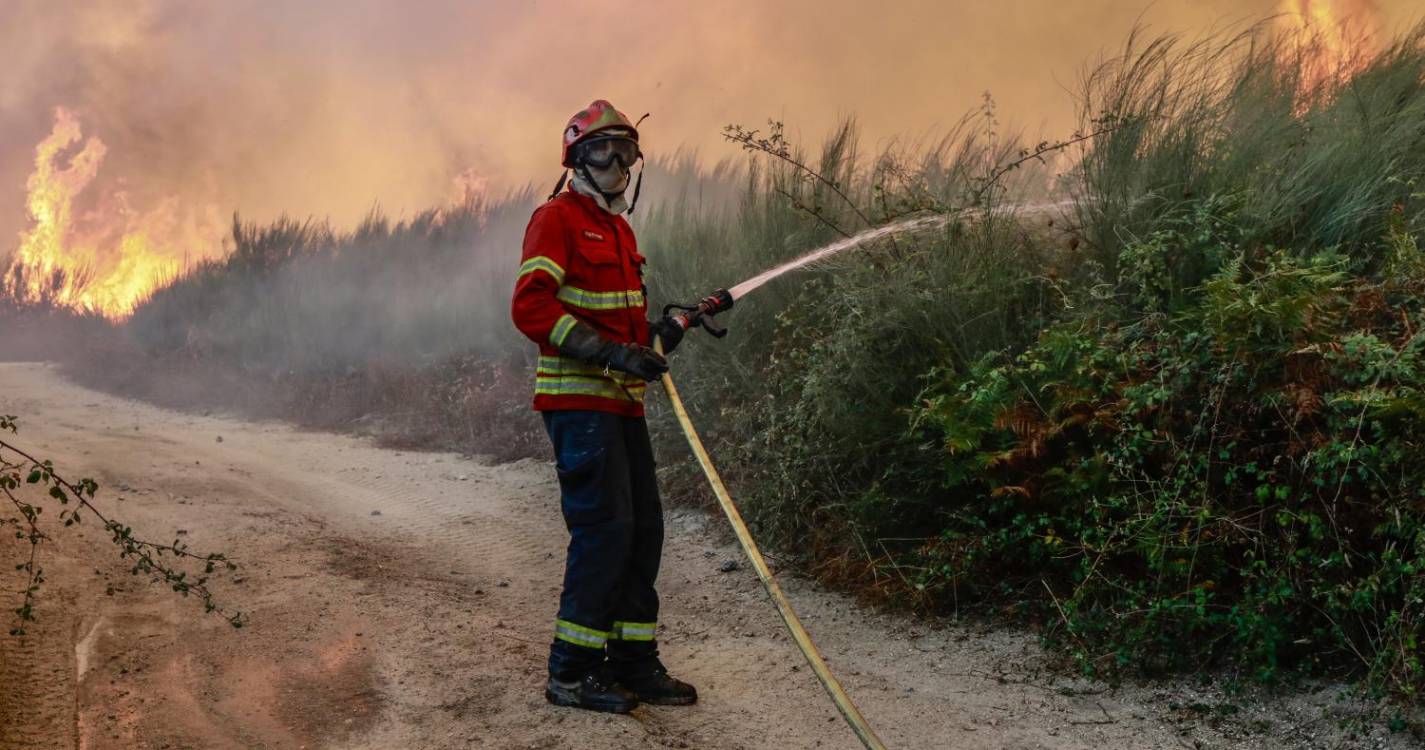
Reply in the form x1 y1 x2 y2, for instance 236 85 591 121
0 604 78 750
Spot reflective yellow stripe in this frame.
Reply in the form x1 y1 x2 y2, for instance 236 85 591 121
612 621 657 642
549 314 578 347
538 354 605 376
554 619 609 649
535 375 646 402
556 285 645 311
537 355 643 385
519 256 565 283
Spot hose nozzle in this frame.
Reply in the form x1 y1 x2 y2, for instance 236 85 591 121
665 288 734 338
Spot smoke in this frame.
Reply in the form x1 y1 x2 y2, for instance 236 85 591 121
0 0 1412 264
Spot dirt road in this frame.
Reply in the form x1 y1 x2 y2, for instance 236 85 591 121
0 363 1409 749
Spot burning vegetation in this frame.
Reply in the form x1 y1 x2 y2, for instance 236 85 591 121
1279 0 1384 91
3 108 223 318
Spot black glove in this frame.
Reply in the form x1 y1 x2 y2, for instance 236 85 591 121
649 316 685 355
559 321 669 381
602 342 669 381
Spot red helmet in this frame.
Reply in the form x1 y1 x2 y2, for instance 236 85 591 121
562 99 639 168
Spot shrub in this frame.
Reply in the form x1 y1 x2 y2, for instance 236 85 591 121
913 242 1425 692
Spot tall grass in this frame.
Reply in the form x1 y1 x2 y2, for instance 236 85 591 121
1075 26 1425 277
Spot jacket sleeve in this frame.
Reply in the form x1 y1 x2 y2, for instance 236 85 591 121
511 203 578 347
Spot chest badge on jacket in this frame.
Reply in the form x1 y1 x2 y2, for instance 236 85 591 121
582 229 606 242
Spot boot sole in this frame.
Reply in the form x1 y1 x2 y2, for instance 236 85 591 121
545 688 637 714
635 694 698 706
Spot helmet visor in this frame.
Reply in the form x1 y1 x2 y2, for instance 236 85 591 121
576 135 641 169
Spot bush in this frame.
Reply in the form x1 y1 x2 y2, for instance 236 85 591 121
914 243 1425 691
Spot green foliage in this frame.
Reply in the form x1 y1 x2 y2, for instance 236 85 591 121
913 243 1425 693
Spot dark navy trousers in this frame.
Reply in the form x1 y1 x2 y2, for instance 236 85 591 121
542 410 663 680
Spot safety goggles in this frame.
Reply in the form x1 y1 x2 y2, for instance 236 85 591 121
575 135 641 169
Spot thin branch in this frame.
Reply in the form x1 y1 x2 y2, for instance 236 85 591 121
724 121 873 228
771 186 853 239
973 122 1125 205
0 419 244 631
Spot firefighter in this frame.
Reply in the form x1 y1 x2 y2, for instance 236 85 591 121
510 99 696 713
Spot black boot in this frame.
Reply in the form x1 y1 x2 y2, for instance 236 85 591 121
615 664 698 706
545 670 639 714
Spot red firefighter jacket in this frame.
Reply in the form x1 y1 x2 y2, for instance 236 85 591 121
511 190 650 417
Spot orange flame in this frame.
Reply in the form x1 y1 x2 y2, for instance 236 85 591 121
1278 0 1381 89
5 108 223 318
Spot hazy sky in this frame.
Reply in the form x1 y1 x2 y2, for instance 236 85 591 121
0 0 1419 255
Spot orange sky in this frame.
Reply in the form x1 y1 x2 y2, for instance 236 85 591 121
0 0 1419 253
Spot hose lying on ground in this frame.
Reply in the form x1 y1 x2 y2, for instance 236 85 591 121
656 349 890 750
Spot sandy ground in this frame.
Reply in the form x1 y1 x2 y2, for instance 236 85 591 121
0 362 1415 750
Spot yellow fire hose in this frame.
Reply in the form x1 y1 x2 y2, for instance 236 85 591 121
656 347 890 750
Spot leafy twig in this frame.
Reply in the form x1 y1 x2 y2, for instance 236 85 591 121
972 117 1128 205
0 415 244 634
724 120 873 229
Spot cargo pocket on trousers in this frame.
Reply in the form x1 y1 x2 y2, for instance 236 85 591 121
555 438 614 528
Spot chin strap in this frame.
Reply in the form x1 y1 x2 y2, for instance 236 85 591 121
627 158 645 214
628 113 650 214
548 171 568 201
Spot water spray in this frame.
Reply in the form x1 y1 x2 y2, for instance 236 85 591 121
663 214 948 339
655 214 948 750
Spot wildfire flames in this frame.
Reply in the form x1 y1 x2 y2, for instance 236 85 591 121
3 108 223 318
1278 0 1381 88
